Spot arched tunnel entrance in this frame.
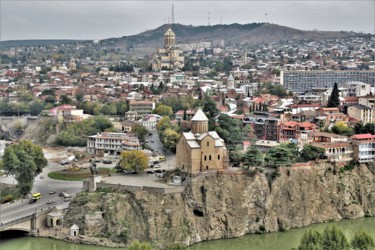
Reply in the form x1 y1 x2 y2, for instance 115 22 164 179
0 230 29 240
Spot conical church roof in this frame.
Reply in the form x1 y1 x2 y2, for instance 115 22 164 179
228 74 235 81
164 28 175 37
191 108 208 121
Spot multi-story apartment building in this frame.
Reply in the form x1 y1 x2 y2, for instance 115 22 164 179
279 121 317 143
311 141 353 163
352 134 375 163
347 104 374 124
253 117 280 141
87 132 141 156
281 70 375 93
311 132 353 163
343 81 371 97
128 100 155 119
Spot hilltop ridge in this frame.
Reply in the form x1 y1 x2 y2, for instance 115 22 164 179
1 22 368 48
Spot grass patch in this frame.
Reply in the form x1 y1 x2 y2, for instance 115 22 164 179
48 168 114 181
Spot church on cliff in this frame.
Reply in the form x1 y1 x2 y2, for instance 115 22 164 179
176 108 227 173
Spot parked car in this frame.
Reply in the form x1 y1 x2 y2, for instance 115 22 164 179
123 170 136 175
46 199 55 204
155 172 165 178
154 169 166 173
59 192 71 198
102 159 112 164
154 164 161 168
146 170 154 175
49 190 56 195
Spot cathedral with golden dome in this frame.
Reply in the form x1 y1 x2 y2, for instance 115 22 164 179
150 27 185 71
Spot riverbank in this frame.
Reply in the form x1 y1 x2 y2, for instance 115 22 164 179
3 217 375 250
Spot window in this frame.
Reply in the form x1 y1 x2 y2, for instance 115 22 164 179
209 155 211 161
204 155 207 161
218 155 220 160
207 141 209 147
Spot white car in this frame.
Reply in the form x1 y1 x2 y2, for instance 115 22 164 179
155 172 165 178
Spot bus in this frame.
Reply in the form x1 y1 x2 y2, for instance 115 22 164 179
159 156 165 161
29 193 41 203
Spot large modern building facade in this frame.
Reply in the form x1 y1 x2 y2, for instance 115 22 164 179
281 70 375 93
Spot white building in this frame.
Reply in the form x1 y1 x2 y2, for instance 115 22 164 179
343 81 371 97
352 134 375 163
87 132 141 156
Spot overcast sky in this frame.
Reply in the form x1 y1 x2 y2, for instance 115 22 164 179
1 0 374 41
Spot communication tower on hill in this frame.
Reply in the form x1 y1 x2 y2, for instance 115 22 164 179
171 3 175 24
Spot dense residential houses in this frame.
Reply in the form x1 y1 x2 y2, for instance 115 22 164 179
1 27 375 171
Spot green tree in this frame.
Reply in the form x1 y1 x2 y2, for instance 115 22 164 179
119 150 148 173
203 95 219 119
298 229 322 250
60 95 72 105
115 101 127 115
327 82 340 108
265 143 298 167
162 128 181 153
321 226 349 250
242 146 263 169
30 100 44 115
363 123 375 135
2 140 48 196
154 104 173 117
100 104 117 115
55 116 113 146
157 116 172 137
76 92 84 102
299 144 325 162
127 241 153 250
131 123 148 142
351 231 375 250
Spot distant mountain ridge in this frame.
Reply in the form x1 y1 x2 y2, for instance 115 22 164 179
103 23 370 49
0 39 83 48
0 23 371 49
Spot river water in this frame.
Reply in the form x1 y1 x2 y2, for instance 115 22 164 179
2 217 375 250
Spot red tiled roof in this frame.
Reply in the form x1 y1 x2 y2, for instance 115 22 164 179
352 134 375 140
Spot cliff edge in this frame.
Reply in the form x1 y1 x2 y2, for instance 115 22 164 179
63 163 375 248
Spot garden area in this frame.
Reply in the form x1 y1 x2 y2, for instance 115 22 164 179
48 167 116 181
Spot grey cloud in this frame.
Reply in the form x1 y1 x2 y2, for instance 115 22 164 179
1 1 374 40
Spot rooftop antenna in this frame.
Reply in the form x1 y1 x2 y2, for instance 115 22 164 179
208 12 210 26
171 3 175 24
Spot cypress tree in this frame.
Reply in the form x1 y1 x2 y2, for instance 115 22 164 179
327 82 340 107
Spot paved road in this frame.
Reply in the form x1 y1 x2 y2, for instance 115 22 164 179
145 131 176 169
0 162 83 225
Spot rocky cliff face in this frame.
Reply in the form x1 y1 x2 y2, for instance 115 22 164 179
63 163 375 248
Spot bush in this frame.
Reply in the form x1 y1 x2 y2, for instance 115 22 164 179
351 231 375 250
164 243 186 250
3 194 13 203
127 241 153 250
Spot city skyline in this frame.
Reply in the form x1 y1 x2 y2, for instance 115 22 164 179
0 0 374 41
